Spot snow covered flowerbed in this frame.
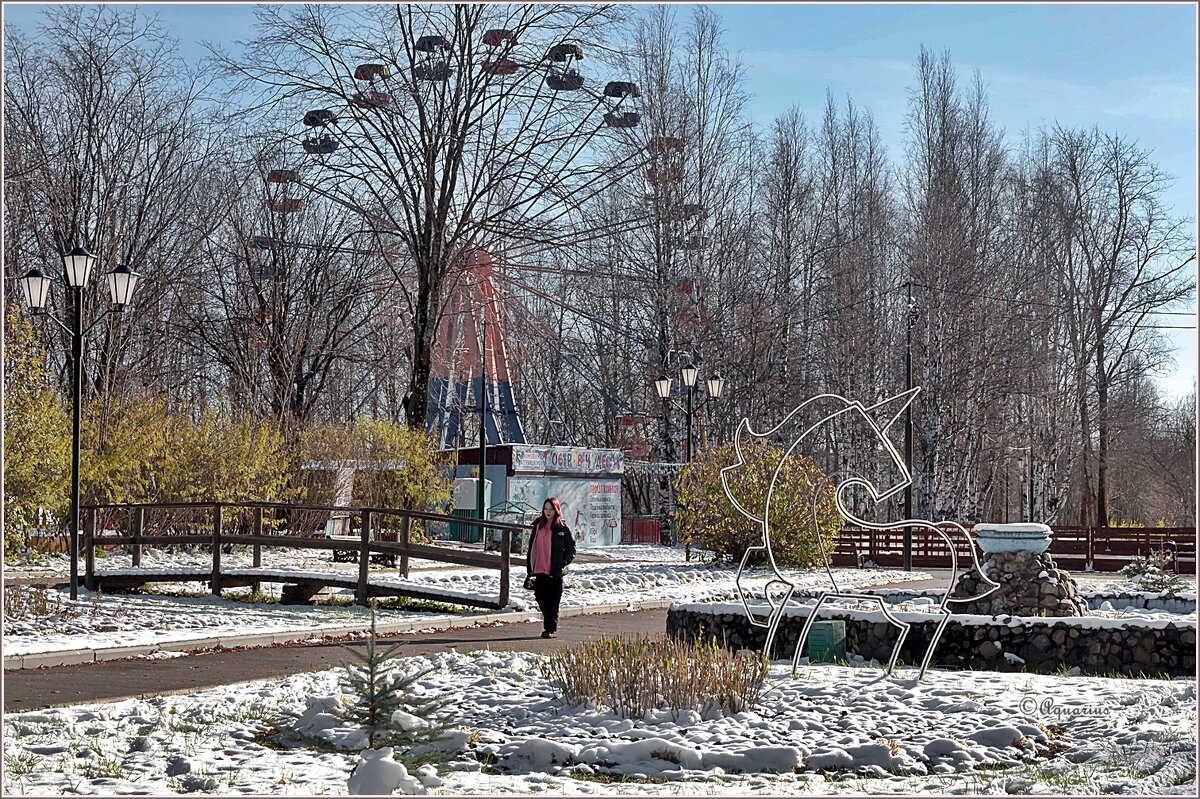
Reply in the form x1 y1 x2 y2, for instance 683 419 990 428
3 651 1194 795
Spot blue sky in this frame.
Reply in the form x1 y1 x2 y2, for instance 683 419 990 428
4 1 1195 396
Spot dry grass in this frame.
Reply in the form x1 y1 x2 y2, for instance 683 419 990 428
3 585 73 620
544 634 767 719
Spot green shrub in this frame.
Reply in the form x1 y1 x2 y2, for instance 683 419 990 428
675 441 841 567
334 603 453 749
1119 551 1185 594
545 635 767 719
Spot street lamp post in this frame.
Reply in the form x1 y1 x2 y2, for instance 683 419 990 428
18 249 140 600
653 363 725 549
680 361 698 462
477 303 488 533
903 281 919 572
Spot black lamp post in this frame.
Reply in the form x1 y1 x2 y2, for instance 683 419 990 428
653 364 725 549
18 248 140 600
655 363 723 461
903 281 919 572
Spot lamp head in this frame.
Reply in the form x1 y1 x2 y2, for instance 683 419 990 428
62 246 98 288
106 263 140 307
18 266 52 310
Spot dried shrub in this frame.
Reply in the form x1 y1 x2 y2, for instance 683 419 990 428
544 635 767 719
3 585 73 620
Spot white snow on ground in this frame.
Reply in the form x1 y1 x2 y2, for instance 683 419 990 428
575 544 713 563
3 541 706 578
1074 573 1196 596
2 651 1194 795
2 563 929 658
6 558 1195 659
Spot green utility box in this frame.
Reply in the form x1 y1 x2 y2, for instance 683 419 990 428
806 620 848 663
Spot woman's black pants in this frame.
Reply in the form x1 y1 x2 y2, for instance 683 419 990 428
532 574 563 633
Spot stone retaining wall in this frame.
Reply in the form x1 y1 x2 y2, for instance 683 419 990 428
666 603 1195 678
843 588 1196 614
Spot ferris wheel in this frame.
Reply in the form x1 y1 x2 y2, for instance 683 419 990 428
250 22 710 453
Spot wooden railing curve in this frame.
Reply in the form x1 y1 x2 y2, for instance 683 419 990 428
81 501 526 608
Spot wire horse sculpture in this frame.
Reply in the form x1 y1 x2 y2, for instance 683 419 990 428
719 388 999 681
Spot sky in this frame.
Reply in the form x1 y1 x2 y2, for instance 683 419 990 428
3 1 1196 398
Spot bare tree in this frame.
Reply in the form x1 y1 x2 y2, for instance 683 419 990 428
213 2 647 433
3 5 226 446
1047 125 1194 526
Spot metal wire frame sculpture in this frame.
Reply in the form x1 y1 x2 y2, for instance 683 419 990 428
719 388 999 681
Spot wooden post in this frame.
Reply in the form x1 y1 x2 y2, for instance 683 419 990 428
357 510 372 606
84 508 97 591
400 515 411 578
132 507 144 568
212 504 223 596
1086 528 1094 567
498 527 511 609
252 506 264 595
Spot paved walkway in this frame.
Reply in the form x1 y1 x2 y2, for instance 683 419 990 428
2 608 668 713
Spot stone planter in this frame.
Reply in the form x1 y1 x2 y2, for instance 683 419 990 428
952 523 1088 617
974 523 1052 554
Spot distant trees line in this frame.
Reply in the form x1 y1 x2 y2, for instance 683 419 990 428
3 4 1193 534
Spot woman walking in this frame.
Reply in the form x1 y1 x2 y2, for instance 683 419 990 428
523 496 576 638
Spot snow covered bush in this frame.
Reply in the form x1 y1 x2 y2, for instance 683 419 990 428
347 746 429 795
545 634 767 720
1119 551 1185 594
675 441 841 567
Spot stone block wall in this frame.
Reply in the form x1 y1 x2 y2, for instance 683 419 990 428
666 604 1195 678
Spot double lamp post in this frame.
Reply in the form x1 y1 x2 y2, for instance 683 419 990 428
655 361 724 462
654 360 724 546
18 248 141 600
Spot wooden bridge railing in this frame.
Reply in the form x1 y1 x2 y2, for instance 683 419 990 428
81 501 525 607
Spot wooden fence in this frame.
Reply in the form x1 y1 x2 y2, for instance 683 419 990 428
80 501 526 608
830 525 1196 573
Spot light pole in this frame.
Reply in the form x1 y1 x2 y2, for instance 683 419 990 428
654 363 724 548
903 281 919 572
681 361 698 462
477 302 488 534
18 249 140 600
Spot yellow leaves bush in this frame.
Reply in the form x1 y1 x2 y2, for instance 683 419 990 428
3 312 71 553
294 420 452 542
295 420 452 510
78 394 291 505
4 319 449 556
675 441 842 568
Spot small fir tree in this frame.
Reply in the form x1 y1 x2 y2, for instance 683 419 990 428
336 602 453 749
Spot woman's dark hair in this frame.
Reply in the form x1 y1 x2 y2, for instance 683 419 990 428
540 496 563 530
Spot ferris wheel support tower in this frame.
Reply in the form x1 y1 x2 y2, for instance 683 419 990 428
427 249 527 449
